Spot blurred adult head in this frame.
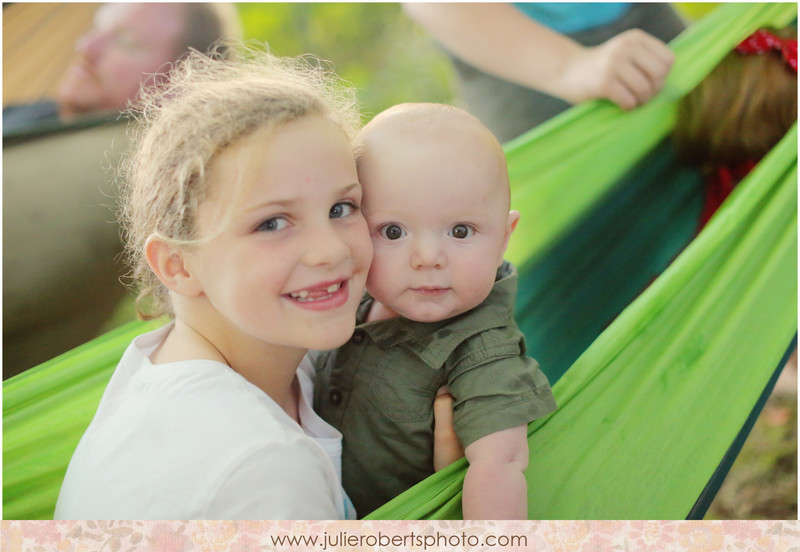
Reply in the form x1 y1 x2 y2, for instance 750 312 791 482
56 3 241 118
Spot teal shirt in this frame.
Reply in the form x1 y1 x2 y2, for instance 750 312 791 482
313 261 557 516
513 3 631 34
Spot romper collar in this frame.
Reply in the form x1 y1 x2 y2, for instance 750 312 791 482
354 261 519 368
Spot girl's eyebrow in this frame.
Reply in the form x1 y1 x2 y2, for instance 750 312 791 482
339 182 362 195
242 182 362 214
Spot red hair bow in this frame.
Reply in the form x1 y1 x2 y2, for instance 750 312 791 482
735 29 798 73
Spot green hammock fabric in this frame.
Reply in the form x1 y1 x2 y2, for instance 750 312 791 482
366 2 798 520
371 126 796 520
3 3 797 521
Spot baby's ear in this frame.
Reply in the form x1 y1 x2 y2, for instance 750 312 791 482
499 210 521 264
507 210 520 235
144 234 203 298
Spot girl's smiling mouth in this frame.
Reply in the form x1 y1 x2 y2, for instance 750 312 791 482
285 280 350 310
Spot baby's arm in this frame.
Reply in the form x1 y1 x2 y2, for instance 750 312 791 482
462 424 529 520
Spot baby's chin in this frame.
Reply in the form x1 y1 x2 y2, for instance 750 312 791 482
396 302 474 324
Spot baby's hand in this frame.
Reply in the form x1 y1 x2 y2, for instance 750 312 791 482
433 386 464 470
562 29 675 110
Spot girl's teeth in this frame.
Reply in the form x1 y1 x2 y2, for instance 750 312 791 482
290 282 341 301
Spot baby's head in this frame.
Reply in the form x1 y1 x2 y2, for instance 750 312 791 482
354 103 519 323
674 27 797 168
120 48 366 323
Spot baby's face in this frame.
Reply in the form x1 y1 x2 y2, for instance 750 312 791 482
360 131 515 322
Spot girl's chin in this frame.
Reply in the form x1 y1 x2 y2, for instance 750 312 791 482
305 328 358 351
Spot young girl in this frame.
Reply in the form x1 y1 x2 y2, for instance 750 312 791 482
673 27 797 230
54 49 373 519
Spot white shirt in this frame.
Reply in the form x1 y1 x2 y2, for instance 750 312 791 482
55 324 354 520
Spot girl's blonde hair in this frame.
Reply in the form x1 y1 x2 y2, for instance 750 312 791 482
119 46 361 319
674 27 797 168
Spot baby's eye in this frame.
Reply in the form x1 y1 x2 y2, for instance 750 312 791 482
379 224 406 240
449 224 474 239
330 202 357 219
256 216 289 233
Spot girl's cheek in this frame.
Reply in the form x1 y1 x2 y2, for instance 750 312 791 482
355 220 374 265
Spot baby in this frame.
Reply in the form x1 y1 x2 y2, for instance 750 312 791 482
314 103 556 519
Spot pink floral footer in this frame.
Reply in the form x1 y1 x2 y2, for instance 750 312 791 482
2 520 798 552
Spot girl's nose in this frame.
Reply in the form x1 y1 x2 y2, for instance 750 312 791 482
302 223 351 268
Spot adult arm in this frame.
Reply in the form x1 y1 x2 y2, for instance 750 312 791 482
403 3 675 109
433 387 465 471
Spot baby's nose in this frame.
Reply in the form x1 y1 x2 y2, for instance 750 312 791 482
410 239 446 269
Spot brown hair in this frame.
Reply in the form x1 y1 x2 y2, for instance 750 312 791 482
118 47 361 319
674 27 797 168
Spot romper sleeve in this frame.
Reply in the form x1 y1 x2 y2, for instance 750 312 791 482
446 330 557 449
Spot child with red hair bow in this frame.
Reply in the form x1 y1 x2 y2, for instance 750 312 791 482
673 27 797 230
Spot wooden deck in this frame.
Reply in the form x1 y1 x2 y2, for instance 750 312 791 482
3 3 96 107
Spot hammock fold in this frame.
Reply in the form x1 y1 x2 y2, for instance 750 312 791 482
3 2 797 520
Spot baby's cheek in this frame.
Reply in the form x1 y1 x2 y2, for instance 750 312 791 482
461 274 496 310
365 261 387 296
367 246 394 276
366 258 399 303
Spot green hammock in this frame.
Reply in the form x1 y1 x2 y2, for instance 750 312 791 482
3 3 796 521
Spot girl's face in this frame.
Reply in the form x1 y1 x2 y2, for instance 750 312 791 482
186 115 372 352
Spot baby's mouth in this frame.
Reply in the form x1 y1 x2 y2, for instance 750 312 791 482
411 286 449 296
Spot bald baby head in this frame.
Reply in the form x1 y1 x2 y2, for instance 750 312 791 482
355 102 519 323
355 102 510 210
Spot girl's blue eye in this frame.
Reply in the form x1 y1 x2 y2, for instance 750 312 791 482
380 224 406 240
257 217 288 232
449 224 473 239
330 202 356 219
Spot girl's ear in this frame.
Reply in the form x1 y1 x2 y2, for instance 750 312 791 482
144 234 203 298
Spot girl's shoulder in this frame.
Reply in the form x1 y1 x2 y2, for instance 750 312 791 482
104 324 297 440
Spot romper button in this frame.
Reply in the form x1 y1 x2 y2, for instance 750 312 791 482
351 330 366 344
329 388 343 405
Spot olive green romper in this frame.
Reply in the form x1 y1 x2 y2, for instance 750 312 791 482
313 262 557 516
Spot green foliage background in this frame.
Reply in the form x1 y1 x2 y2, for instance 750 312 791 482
236 3 457 121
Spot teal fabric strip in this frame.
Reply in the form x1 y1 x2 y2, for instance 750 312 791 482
515 139 704 383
